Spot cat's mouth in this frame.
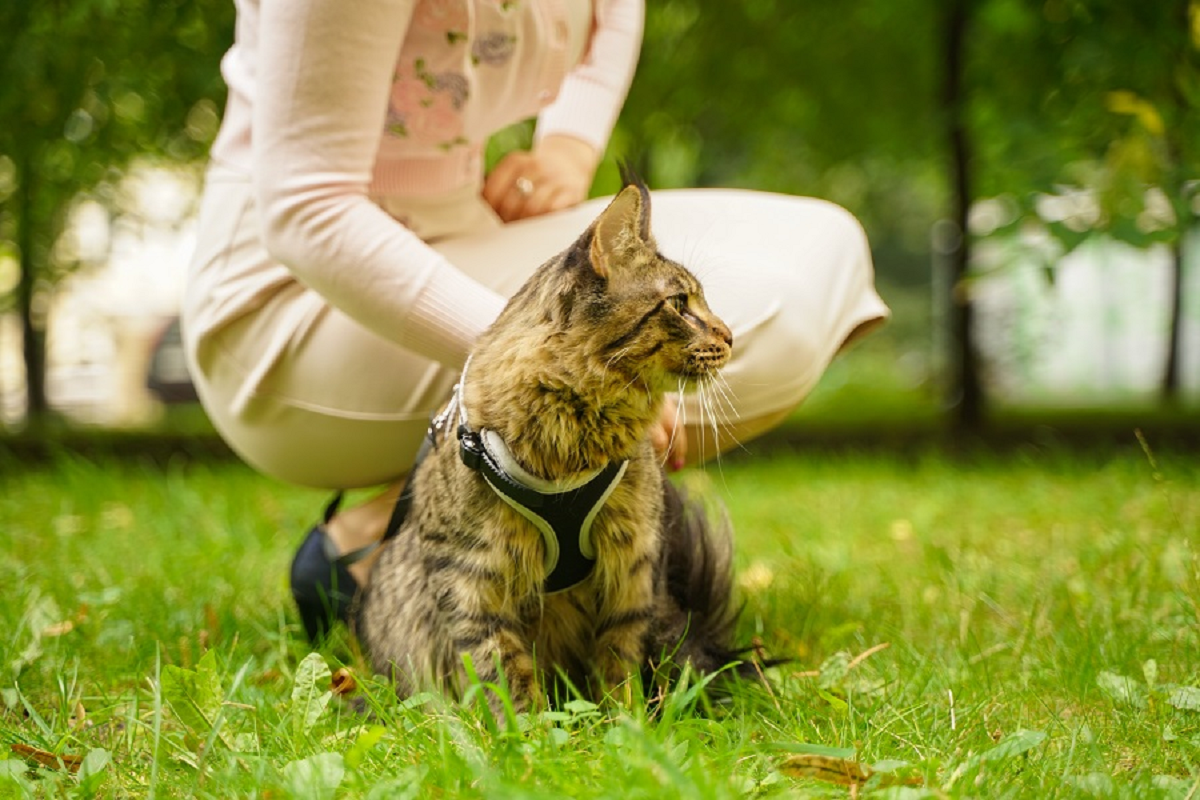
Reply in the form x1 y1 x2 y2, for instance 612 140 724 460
676 344 731 378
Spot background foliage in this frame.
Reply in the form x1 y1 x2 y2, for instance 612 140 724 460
0 0 1197 424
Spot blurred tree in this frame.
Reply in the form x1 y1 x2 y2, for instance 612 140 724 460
0 0 233 421
615 0 944 286
2 0 1192 428
618 0 1197 424
942 0 982 430
968 0 1198 402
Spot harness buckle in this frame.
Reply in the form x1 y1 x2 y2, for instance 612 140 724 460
458 425 484 470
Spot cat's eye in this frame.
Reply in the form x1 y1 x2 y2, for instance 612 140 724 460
668 293 689 314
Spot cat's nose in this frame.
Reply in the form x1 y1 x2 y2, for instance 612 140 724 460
716 320 733 348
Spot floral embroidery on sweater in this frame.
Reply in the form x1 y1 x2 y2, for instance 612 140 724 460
387 60 468 145
383 0 522 147
472 32 516 66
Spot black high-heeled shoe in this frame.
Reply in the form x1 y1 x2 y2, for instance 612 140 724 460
289 493 377 643
289 441 429 643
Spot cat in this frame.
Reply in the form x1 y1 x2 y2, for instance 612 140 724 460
356 177 745 712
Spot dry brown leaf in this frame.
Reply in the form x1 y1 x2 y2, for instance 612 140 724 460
179 635 193 669
10 743 83 773
204 604 219 638
69 700 88 732
331 667 358 696
254 668 282 685
41 620 75 638
792 642 891 681
780 754 872 786
780 753 924 789
845 642 890 670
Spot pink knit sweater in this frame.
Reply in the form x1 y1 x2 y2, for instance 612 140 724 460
206 0 642 369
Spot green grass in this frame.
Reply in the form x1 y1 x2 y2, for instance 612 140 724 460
1 439 1198 798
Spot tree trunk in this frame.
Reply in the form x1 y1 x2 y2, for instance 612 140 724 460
1161 0 1192 404
15 152 48 421
1161 233 1185 403
944 0 983 431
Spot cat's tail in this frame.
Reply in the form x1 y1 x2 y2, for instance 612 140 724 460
652 476 762 681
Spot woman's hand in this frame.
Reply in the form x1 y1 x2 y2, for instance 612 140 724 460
484 135 598 222
650 396 688 472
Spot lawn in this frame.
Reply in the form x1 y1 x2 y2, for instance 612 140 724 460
1 434 1198 798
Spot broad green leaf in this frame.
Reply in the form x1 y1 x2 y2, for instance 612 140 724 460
1142 659 1158 689
1165 685 1200 711
281 752 344 800
77 748 110 793
816 651 852 690
398 692 438 711
9 591 62 676
0 758 34 792
291 652 333 737
562 699 599 715
1068 773 1114 794
979 729 1046 762
161 650 224 739
344 725 387 770
364 765 427 800
1097 671 1148 709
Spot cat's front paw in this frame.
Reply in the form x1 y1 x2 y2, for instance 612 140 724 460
593 649 639 696
459 636 541 724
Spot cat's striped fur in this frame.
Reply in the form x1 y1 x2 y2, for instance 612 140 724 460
356 179 742 710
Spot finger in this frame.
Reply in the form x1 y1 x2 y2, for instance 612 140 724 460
649 422 669 458
494 176 534 222
494 170 537 220
484 174 524 218
483 153 531 212
516 181 566 220
547 187 583 214
669 419 688 470
536 185 582 217
664 395 687 469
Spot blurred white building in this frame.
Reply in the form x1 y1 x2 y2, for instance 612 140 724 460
971 222 1200 405
0 165 198 427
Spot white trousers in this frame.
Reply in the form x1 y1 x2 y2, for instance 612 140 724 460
182 170 889 488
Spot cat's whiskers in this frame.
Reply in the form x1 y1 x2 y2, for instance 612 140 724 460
600 344 634 385
662 379 686 469
686 374 734 490
694 382 711 464
702 377 723 463
708 373 742 438
708 371 750 465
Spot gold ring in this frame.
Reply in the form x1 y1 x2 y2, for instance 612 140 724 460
515 177 534 196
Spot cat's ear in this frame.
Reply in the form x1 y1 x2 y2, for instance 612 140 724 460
589 183 652 279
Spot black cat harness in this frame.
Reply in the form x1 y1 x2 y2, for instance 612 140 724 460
382 357 628 594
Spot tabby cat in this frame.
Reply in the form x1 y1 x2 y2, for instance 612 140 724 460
357 179 743 711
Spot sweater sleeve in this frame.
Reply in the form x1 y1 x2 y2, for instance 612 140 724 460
534 0 644 152
253 0 507 369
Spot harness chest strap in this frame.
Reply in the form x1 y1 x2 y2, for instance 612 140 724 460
382 358 629 594
459 426 628 594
